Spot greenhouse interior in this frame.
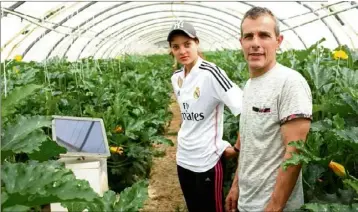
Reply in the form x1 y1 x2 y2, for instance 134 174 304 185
1 1 357 212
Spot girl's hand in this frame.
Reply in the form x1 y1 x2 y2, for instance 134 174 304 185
223 146 238 159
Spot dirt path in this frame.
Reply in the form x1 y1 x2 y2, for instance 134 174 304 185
141 97 187 212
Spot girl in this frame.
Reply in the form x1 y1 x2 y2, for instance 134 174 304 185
168 20 242 212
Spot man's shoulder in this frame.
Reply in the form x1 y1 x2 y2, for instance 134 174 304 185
275 63 306 81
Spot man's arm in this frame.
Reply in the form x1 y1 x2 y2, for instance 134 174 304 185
225 132 241 212
264 118 311 212
230 165 239 189
229 132 241 178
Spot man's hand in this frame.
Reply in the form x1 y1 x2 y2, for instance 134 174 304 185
225 186 239 212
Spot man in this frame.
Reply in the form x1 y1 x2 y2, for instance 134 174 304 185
225 6 313 212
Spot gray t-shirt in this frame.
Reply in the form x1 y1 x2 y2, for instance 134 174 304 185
238 63 312 211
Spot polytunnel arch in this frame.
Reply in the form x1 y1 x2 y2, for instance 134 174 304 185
100 26 228 59
71 3 246 60
20 1 97 59
1 1 358 61
72 7 241 60
240 1 308 48
90 15 241 59
2 1 306 60
55 1 309 60
297 2 341 46
114 33 216 58
94 20 239 59
108 27 231 59
118 34 224 57
109 26 231 57
40 1 244 60
43 2 130 60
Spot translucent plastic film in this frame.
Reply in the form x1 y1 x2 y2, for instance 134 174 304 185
1 1 357 61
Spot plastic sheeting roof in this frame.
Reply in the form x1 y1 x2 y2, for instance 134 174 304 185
1 1 358 61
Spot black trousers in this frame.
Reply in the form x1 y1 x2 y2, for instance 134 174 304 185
177 157 226 212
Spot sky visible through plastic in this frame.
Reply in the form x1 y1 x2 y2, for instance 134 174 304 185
1 1 357 61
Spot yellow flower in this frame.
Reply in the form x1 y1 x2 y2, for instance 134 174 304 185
110 146 123 155
14 55 23 62
332 50 348 60
329 161 346 177
113 125 123 133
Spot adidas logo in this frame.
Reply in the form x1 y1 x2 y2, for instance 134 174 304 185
205 177 211 182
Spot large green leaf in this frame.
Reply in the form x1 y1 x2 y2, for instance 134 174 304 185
96 190 117 212
332 114 345 130
282 153 312 170
338 188 356 205
2 129 47 157
3 205 30 212
339 67 358 88
311 119 333 132
340 93 358 114
294 38 326 62
62 190 117 212
2 191 8 205
303 164 326 186
312 96 353 115
1 115 52 156
282 141 328 170
335 127 358 144
114 180 148 212
305 63 333 91
150 135 174 146
302 203 358 212
344 179 358 194
28 139 67 162
1 84 42 117
124 119 146 139
1 160 99 208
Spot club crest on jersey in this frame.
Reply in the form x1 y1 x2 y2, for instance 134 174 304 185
193 87 200 99
178 77 183 88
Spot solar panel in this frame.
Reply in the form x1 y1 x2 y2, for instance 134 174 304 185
52 116 110 158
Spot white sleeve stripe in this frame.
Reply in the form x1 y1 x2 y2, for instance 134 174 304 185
199 65 230 92
201 62 233 89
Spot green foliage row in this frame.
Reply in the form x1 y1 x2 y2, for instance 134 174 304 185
1 54 176 211
1 84 150 211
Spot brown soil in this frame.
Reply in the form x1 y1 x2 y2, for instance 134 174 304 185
141 97 188 212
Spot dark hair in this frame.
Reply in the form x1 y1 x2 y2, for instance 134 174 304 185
240 7 280 37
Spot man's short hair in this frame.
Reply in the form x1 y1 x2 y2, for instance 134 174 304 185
240 7 280 37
